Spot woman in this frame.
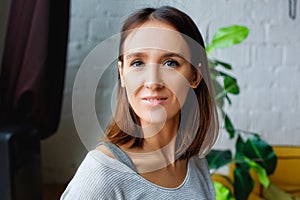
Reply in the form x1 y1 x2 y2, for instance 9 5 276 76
61 6 219 199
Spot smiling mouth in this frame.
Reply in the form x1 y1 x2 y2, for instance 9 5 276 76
141 97 168 105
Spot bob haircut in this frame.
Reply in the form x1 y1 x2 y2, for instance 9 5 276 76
104 6 219 159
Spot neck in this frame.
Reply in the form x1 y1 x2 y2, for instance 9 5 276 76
123 113 181 173
141 112 180 150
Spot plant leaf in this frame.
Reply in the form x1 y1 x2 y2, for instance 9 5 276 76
225 95 232 105
206 44 214 55
234 166 254 200
214 60 232 70
244 157 270 188
243 137 278 175
206 150 232 170
224 76 240 94
235 136 250 169
213 181 234 200
236 135 245 154
224 114 235 138
218 71 233 78
211 25 249 50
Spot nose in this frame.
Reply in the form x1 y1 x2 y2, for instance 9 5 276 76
144 64 163 89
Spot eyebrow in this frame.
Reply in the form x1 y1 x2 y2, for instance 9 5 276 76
125 52 147 60
125 52 187 60
162 52 187 60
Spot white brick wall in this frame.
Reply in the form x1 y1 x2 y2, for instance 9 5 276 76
41 0 300 183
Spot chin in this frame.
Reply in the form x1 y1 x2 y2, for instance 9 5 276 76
141 109 179 125
142 114 167 125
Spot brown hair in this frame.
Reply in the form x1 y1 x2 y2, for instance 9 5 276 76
104 6 219 159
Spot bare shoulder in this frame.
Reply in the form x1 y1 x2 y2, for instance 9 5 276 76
95 145 116 159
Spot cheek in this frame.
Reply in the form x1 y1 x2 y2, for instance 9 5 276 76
161 69 192 106
122 69 146 98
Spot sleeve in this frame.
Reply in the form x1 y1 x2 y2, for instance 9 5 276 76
60 153 119 200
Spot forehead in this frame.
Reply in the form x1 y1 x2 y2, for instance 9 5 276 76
123 21 190 60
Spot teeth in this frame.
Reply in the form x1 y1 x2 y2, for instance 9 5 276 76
147 98 165 101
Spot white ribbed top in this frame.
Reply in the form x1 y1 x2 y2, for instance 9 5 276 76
61 149 215 200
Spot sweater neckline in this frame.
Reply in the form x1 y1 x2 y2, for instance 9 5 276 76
134 159 191 191
91 149 191 191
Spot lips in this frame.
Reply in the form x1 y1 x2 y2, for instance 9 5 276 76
141 96 168 106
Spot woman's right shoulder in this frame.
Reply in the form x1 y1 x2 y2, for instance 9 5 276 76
74 147 133 176
60 149 132 199
95 144 116 158
66 149 121 185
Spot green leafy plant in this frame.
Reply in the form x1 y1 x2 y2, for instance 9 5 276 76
206 25 278 200
214 181 235 200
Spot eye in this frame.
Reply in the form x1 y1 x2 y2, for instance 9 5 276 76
164 60 179 67
131 60 145 67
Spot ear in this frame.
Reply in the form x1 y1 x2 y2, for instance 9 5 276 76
118 61 123 76
118 61 125 87
191 63 202 89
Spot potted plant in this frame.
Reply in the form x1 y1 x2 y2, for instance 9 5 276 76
205 25 278 200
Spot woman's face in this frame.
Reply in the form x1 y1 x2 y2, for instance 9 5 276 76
119 20 200 128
